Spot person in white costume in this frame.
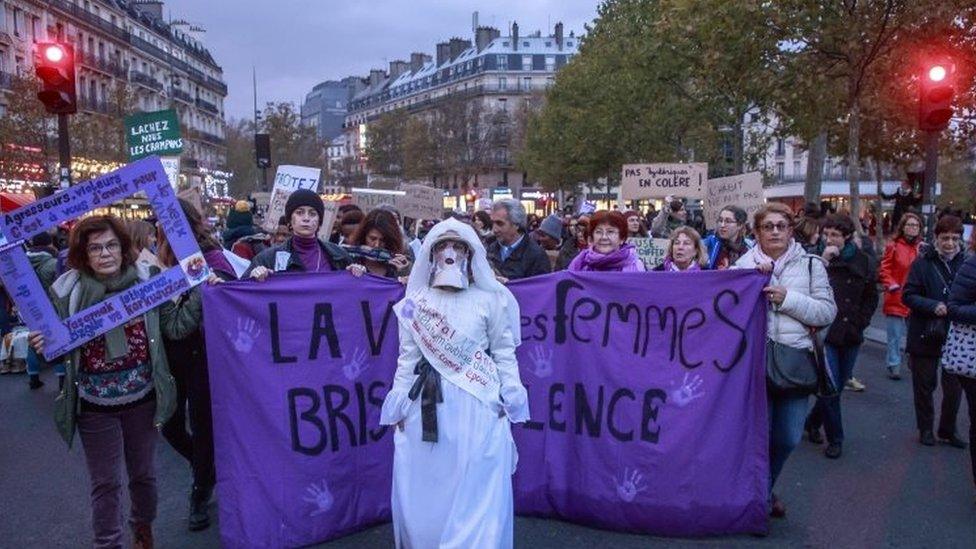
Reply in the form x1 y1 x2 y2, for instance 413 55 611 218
380 218 529 549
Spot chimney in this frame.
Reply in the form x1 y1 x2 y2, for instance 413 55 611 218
369 69 386 87
554 22 564 51
389 60 409 78
436 41 451 66
512 22 519 51
476 26 499 52
448 38 471 61
410 52 428 73
132 0 164 19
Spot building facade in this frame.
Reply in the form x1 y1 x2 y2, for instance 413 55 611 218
342 21 580 203
301 76 364 142
0 0 227 189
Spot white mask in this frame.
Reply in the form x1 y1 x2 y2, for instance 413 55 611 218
429 240 470 290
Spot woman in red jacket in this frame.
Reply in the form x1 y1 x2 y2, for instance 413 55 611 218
878 213 922 379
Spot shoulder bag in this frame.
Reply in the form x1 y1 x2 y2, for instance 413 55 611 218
941 321 976 379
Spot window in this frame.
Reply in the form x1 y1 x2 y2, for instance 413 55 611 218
497 55 508 70
12 7 21 36
523 41 530 47
522 76 532 90
793 161 801 177
545 56 555 71
776 162 784 182
545 76 554 88
545 41 552 47
522 55 532 71
567 41 574 47
499 77 507 90
775 138 785 156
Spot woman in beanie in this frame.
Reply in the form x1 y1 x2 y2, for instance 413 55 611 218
244 189 351 280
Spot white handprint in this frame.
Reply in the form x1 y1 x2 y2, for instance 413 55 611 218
670 373 705 408
528 346 554 378
302 480 334 516
224 317 261 353
615 468 647 502
342 347 369 381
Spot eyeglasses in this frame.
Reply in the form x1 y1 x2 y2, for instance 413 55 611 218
87 241 121 255
592 228 620 238
760 223 790 233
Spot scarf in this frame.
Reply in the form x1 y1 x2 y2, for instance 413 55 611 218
750 239 805 279
571 243 640 272
718 236 748 266
77 266 140 361
662 257 701 272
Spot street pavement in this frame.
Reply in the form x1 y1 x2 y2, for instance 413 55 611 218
1 341 973 548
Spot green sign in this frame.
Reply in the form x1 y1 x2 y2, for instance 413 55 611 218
125 109 183 160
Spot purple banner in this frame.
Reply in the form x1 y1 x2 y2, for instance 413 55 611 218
203 270 770 548
0 156 208 357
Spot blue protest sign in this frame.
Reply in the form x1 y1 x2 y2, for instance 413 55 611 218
0 156 208 357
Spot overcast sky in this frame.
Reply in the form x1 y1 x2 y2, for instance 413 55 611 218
161 0 600 120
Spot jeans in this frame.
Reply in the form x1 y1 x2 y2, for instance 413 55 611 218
956 376 976 489
77 399 158 549
25 347 65 376
806 344 860 444
885 315 907 371
908 354 962 437
769 392 809 489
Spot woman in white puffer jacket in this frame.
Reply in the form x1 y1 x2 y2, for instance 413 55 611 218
735 202 837 519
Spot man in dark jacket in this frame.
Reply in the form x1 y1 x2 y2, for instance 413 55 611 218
902 215 966 448
486 198 551 281
805 214 879 459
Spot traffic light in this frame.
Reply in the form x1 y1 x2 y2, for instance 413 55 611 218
919 62 953 131
34 42 77 114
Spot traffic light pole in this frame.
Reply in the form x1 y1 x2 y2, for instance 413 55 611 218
923 130 939 236
57 113 72 189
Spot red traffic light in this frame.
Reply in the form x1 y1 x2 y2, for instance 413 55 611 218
919 62 954 131
928 65 946 82
43 44 66 63
34 42 77 114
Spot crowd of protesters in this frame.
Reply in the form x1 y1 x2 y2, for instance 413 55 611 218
3 185 975 548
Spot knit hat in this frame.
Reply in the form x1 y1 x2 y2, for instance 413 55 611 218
285 189 325 226
30 231 54 248
225 201 254 229
537 214 563 241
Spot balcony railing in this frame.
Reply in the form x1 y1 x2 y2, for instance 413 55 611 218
130 70 163 91
198 131 226 146
195 98 219 115
171 88 194 104
78 95 109 114
78 51 127 78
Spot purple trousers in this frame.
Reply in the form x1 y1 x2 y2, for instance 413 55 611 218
77 399 158 549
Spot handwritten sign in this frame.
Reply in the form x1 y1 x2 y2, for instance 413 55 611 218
177 184 203 214
125 109 183 160
629 237 670 269
396 184 442 220
352 188 404 211
264 165 320 231
316 200 340 240
621 163 708 200
0 157 206 358
704 172 764 230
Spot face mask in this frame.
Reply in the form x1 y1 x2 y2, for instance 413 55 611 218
429 240 470 290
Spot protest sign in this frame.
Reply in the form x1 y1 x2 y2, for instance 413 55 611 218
204 270 770 547
396 184 442 220
160 156 180 188
352 188 404 212
621 163 708 200
704 172 764 230
629 237 670 269
177 184 204 214
316 199 339 240
125 109 183 160
0 157 207 357
265 165 321 231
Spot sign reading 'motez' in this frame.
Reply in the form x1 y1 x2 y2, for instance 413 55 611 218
125 109 183 160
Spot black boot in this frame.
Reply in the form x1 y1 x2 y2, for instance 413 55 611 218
28 374 44 390
188 485 212 531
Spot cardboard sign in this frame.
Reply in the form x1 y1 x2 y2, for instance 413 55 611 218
352 188 404 212
621 163 708 200
704 172 765 230
0 157 206 358
265 165 321 231
316 200 339 240
396 184 442 220
125 109 183 160
177 184 204 214
629 237 670 269
160 156 180 189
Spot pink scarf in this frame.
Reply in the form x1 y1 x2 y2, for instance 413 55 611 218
569 243 644 272
749 239 805 278
662 257 701 272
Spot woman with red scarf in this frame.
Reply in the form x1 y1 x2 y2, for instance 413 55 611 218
567 211 645 272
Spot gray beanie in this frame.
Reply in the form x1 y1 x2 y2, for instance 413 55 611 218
537 214 563 241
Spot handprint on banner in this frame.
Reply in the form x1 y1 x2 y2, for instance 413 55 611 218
342 347 369 381
527 346 554 378
670 373 705 408
302 480 334 517
225 318 261 353
615 468 647 503
401 299 415 320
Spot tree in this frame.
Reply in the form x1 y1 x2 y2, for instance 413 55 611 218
260 102 323 174
224 118 259 197
0 75 52 185
365 110 407 177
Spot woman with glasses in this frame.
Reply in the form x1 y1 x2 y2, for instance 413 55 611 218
703 205 754 270
879 213 923 379
735 203 837 518
28 215 200 549
567 211 645 272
